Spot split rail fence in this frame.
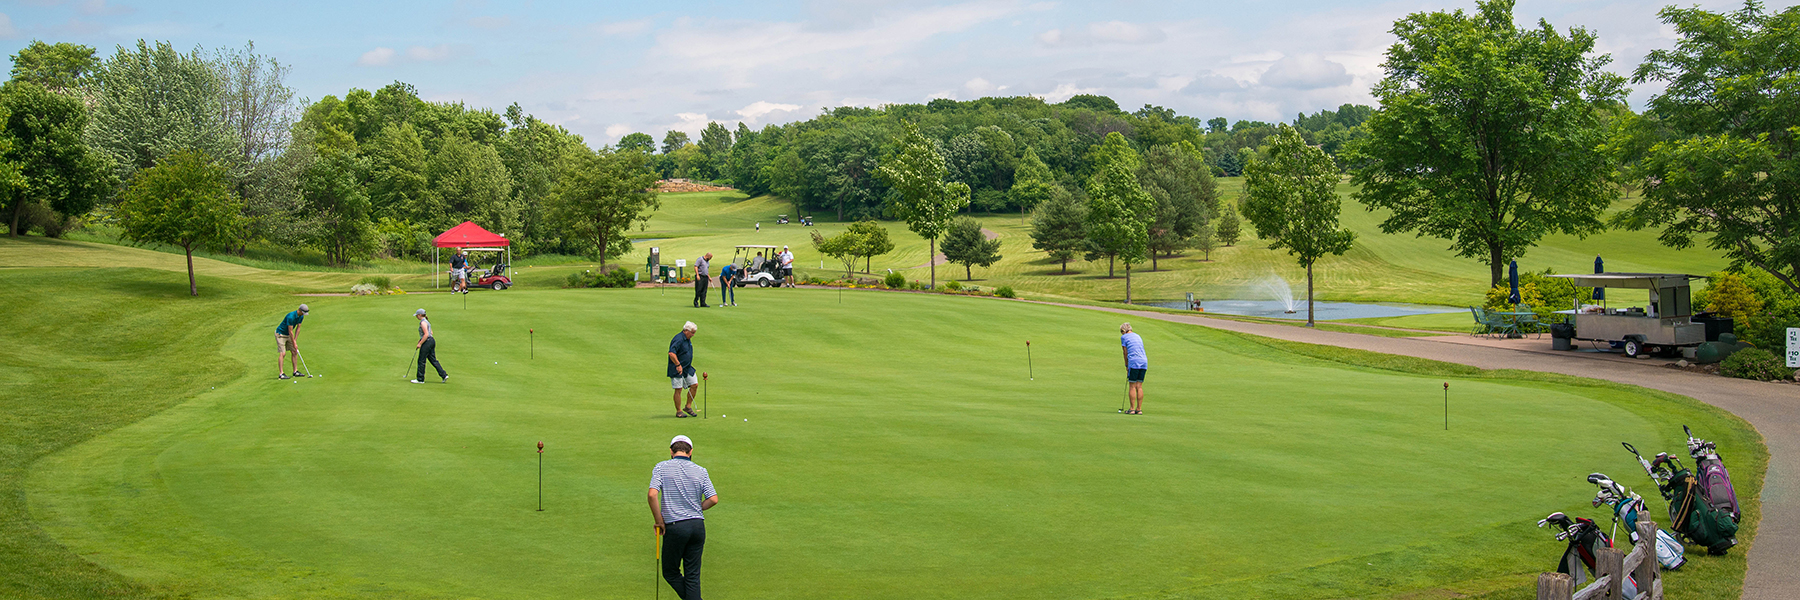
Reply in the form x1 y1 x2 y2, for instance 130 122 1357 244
1536 520 1664 600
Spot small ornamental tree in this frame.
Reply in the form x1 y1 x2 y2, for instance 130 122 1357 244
877 121 969 288
116 149 244 296
846 218 894 272
1244 126 1356 327
1216 202 1242 246
940 217 1002 280
811 228 865 278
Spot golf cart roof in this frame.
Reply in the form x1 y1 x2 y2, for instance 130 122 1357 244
1546 273 1706 289
735 245 780 249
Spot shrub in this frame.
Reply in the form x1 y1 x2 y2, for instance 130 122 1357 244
1720 347 1795 381
884 272 906 288
1703 273 1764 319
996 286 1015 298
943 280 962 291
565 268 638 289
908 280 926 290
359 275 394 292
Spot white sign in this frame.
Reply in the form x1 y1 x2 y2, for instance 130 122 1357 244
1788 327 1799 368
675 259 687 268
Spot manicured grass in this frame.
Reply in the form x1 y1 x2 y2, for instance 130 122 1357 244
17 277 1759 599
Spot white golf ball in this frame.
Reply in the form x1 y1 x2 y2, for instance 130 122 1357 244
744 418 748 422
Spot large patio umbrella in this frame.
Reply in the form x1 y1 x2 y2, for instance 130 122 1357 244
1508 260 1521 306
1592 255 1605 301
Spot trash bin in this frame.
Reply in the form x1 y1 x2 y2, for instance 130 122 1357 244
1550 323 1576 351
1690 312 1734 342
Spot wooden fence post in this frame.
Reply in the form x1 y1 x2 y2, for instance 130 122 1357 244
1537 572 1573 600
1635 520 1660 600
1595 547 1624 600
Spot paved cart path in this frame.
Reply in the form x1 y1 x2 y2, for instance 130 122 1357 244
1047 302 1797 600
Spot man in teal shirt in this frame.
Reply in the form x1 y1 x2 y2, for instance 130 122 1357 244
275 304 308 379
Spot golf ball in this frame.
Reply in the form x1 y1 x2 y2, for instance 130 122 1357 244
744 418 748 422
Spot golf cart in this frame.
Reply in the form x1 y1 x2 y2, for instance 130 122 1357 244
731 245 783 287
1547 273 1705 357
800 216 815 226
777 215 790 225
462 247 511 290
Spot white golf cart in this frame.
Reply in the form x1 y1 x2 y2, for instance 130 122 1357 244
731 245 783 287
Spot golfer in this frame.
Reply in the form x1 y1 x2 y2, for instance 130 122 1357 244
718 261 737 307
1121 322 1147 414
667 322 699 417
412 308 449 383
649 434 718 600
779 246 794 287
450 249 469 294
275 304 308 379
693 253 712 308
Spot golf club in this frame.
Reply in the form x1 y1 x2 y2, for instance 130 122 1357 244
536 441 544 512
1026 341 1033 380
1119 384 1127 413
702 372 708 419
530 328 534 359
655 533 662 600
403 350 417 380
296 349 314 378
1443 382 1448 430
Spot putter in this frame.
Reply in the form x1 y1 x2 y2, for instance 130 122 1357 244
1119 384 1127 413
655 534 663 600
1026 341 1033 380
296 349 314 378
536 441 544 512
702 373 708 419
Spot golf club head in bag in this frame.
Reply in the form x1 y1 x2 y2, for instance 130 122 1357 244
1588 473 1687 570
1683 425 1741 522
1537 512 1632 594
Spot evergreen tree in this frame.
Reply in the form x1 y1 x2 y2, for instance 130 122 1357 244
940 217 1002 280
1030 186 1086 274
1216 202 1242 246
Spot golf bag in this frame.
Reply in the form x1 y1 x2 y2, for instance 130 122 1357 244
1665 467 1739 555
1538 513 1638 597
1589 473 1686 570
1684 425 1741 522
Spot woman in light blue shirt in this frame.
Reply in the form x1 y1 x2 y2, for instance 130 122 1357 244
1121 323 1148 414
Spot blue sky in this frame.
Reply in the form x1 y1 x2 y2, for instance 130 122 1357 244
1 0 1792 146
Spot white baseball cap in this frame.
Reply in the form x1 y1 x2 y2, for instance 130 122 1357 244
670 435 692 448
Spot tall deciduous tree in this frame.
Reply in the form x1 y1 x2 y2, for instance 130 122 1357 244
618 132 655 154
1030 186 1087 273
846 218 895 273
1351 0 1625 286
1618 3 1800 295
86 41 236 182
1085 157 1156 301
661 130 690 154
940 217 1002 280
1245 126 1356 327
8 41 98 94
1138 141 1218 269
547 147 661 267
877 121 969 288
425 134 515 234
116 150 243 296
0 82 114 237
301 151 374 266
1010 146 1055 222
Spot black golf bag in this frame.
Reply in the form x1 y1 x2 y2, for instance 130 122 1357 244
1538 513 1638 596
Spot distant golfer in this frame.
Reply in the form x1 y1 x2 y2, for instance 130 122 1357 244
1121 322 1147 414
450 249 469 294
693 253 712 308
412 308 449 383
649 434 718 600
275 303 308 379
667 321 699 417
718 261 737 307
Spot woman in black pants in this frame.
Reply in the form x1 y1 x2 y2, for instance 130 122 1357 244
411 308 448 383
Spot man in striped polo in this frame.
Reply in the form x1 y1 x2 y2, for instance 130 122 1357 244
649 434 719 600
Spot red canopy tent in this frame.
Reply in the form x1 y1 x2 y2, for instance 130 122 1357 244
433 221 510 288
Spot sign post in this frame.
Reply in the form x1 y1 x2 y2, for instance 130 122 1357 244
1786 327 1798 368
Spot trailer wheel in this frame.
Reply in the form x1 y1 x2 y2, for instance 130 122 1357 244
1623 340 1642 358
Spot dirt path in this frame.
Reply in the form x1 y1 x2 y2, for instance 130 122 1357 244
1043 302 1798 600
905 228 1000 271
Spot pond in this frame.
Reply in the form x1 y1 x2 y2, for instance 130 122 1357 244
1131 299 1464 321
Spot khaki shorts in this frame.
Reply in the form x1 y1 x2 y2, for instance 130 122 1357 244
276 333 296 353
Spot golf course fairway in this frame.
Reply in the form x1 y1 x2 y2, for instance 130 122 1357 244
24 285 1758 599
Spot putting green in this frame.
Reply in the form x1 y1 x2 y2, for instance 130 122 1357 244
26 287 1744 599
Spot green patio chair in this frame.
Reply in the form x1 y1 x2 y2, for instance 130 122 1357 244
1514 305 1544 337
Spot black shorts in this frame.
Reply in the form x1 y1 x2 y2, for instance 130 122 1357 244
1127 368 1146 383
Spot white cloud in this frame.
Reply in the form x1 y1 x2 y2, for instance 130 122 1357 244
605 123 633 138
1259 54 1352 89
1037 82 1099 103
599 18 653 36
964 77 1008 96
407 44 454 62
670 112 712 135
1037 20 1165 47
735 101 801 124
357 47 396 66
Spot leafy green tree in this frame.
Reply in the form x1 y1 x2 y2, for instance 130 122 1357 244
661 130 690 154
1138 141 1217 269
940 217 1002 280
86 41 236 182
425 134 515 234
301 151 374 266
1616 3 1800 295
547 147 661 267
0 82 114 237
618 132 655 154
1245 126 1356 327
498 107 585 254
877 121 969 288
8 41 99 94
1030 186 1087 273
1351 0 1625 286
1193 222 1219 261
1010 146 1055 221
697 121 733 180
766 148 805 214
846 218 895 272
811 228 865 278
1085 157 1156 300
1216 202 1242 246
116 150 243 296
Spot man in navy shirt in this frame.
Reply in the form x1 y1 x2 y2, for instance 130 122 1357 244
274 304 308 379
718 262 737 307
667 322 699 417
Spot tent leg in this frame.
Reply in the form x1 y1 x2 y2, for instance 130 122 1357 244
435 247 440 290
